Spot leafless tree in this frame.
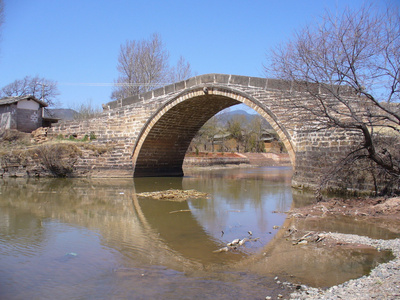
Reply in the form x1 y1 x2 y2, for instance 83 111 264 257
170 55 194 82
245 115 266 153
0 75 60 106
111 33 193 100
265 4 400 195
111 33 170 100
227 115 247 152
71 99 102 121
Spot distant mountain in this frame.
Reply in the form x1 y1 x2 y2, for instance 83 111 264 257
216 109 273 129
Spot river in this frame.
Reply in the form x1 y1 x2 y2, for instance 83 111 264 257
0 166 395 299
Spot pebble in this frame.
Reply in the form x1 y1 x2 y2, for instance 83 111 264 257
290 233 400 299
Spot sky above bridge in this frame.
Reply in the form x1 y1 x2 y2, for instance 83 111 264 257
0 0 397 111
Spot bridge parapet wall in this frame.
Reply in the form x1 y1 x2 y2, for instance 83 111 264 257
104 73 332 110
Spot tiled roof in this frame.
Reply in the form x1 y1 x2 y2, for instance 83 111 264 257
0 95 48 107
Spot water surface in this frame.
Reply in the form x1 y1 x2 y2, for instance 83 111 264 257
0 167 395 299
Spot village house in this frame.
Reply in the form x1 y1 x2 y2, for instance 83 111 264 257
0 95 58 133
188 128 283 154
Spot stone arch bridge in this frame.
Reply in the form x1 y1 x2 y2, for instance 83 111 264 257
50 74 358 189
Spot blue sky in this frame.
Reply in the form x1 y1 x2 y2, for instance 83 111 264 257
0 0 396 110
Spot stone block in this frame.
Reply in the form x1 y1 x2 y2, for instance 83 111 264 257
143 91 153 101
106 101 117 109
214 74 230 84
185 76 198 88
175 81 185 91
164 84 175 94
122 95 140 106
267 79 291 91
199 74 215 84
229 75 250 86
249 77 267 88
153 87 164 98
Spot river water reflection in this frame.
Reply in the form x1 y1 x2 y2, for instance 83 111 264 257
0 167 395 299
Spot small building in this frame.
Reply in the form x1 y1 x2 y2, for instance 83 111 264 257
260 129 281 153
0 95 58 133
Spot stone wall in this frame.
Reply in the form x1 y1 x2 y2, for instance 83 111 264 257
0 105 44 133
48 74 364 192
292 127 363 190
16 108 42 133
0 142 134 178
48 103 155 174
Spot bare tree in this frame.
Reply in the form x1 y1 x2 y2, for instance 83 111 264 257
265 4 400 195
227 115 247 152
72 99 102 121
170 55 194 82
111 33 170 100
0 75 60 106
111 33 193 100
189 114 222 152
245 115 265 153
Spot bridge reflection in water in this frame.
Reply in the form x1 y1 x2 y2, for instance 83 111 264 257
0 167 394 299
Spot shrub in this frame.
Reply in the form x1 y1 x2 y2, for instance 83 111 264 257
81 143 109 156
0 129 31 145
73 100 102 121
35 144 82 177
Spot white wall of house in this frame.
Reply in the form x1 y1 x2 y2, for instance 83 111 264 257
17 100 40 110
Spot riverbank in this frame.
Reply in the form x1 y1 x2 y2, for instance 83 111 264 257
183 152 291 167
290 233 400 299
0 130 291 177
287 196 400 299
183 152 250 167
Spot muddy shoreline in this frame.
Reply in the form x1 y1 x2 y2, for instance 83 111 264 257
286 197 400 299
289 232 400 299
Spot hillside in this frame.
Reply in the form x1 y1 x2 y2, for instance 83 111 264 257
216 108 273 129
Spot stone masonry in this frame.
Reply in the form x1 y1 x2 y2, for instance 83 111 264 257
49 74 363 191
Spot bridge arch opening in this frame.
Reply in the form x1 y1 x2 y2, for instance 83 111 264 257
132 86 295 177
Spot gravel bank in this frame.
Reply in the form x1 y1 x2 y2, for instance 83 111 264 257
290 233 400 299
